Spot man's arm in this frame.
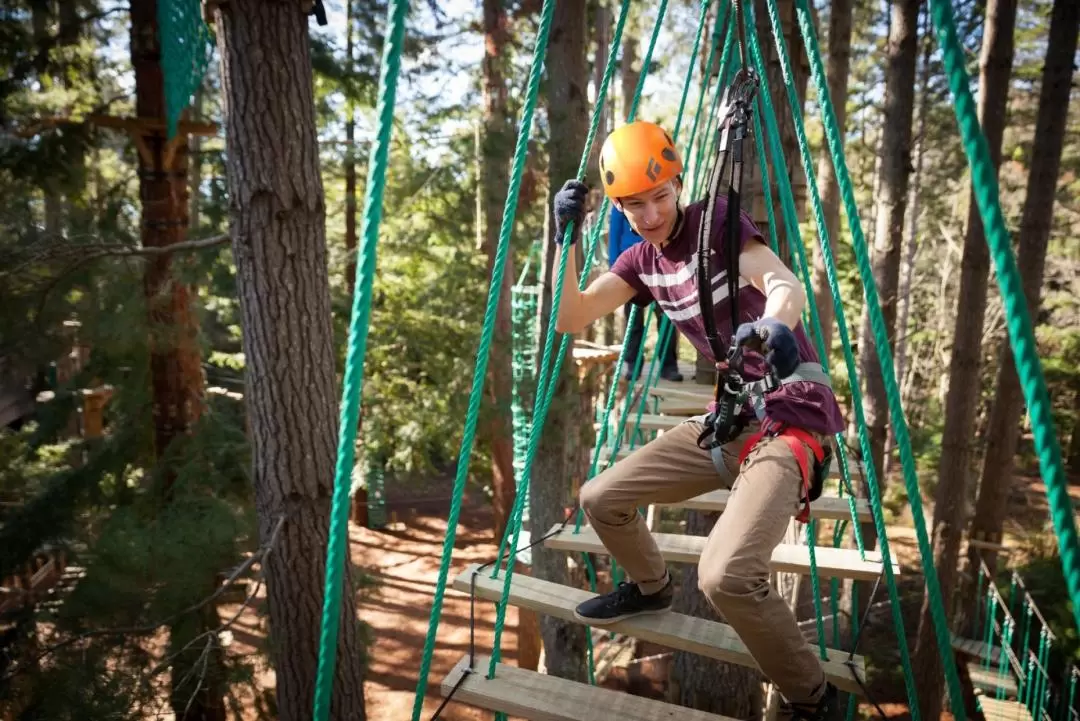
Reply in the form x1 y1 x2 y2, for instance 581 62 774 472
554 241 638 334
737 238 806 330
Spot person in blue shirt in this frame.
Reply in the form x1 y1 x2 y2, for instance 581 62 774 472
608 206 683 382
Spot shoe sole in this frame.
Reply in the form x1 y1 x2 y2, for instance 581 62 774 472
572 605 673 626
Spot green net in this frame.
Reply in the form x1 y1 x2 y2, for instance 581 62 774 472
511 249 541 495
158 0 214 138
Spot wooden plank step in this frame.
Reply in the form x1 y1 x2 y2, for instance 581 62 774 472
543 525 895 582
976 696 1033 721
592 446 867 482
440 654 736 721
967 661 1018 697
951 634 1002 664
664 488 872 523
451 564 867 695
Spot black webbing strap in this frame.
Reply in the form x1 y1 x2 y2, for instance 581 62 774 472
695 67 760 407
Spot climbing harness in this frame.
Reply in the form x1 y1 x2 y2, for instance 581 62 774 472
687 60 836 524
692 64 759 453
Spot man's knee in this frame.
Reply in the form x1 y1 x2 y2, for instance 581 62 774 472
579 476 633 525
697 559 770 609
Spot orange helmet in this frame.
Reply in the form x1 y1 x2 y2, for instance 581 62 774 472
598 121 683 200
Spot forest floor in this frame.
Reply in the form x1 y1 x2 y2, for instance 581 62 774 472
218 462 1079 721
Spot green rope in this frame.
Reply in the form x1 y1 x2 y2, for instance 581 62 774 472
794 0 986 711
928 0 1080 632
750 108 781 257
681 2 729 194
672 0 710 141
518 0 634 541
408 0 557 714
749 0 930 711
742 43 832 662
605 0 723 479
313 1 408 719
486 0 641 678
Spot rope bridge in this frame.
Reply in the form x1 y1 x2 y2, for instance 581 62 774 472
152 0 1080 719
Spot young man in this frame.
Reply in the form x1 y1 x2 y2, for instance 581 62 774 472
608 206 683 382
552 121 845 719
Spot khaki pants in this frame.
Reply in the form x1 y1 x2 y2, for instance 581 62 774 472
579 419 827 704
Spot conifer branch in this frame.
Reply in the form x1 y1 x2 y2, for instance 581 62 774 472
1 515 286 682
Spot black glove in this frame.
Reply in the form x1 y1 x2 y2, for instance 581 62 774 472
552 179 588 245
734 318 800 378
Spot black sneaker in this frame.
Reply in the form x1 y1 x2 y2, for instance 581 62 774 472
573 577 674 625
778 682 840 721
660 367 684 382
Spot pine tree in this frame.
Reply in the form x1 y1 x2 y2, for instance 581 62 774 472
211 1 367 718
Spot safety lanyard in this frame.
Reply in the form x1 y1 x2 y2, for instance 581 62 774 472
695 66 760 424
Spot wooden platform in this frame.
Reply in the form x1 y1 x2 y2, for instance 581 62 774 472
441 654 737 721
968 661 1018 697
952 634 1003 664
976 695 1033 721
663 488 872 522
451 565 867 694
543 525 896 582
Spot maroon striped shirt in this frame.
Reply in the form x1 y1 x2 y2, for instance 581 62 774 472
610 196 845 435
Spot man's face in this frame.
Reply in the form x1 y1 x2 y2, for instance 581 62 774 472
618 180 680 246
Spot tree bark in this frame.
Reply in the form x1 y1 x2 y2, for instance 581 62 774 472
809 0 852 357
529 0 590 683
1069 387 1080 476
966 0 1078 582
213 2 367 719
620 30 639 123
857 0 918 487
913 1 1018 718
344 0 358 299
131 1 216 718
669 512 762 717
481 0 517 545
887 4 931 475
752 0 811 266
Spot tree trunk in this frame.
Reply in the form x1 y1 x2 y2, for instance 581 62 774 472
669 512 762 717
213 2 367 719
131 1 216 718
855 0 918 545
587 0 610 191
528 0 590 683
887 4 931 475
189 86 204 234
913 1 1018 718
858 0 918 485
1069 387 1080 477
809 0 852 357
592 0 616 345
620 30 639 123
481 0 517 545
344 0 358 299
752 0 811 266
966 0 1078 582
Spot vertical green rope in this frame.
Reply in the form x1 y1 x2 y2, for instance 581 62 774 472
408 0 557 715
786 0 974 713
314 1 408 719
487 0 645 678
928 0 1080 632
745 52 831 662
681 2 729 193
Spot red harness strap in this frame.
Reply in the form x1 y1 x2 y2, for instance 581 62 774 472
737 419 826 523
